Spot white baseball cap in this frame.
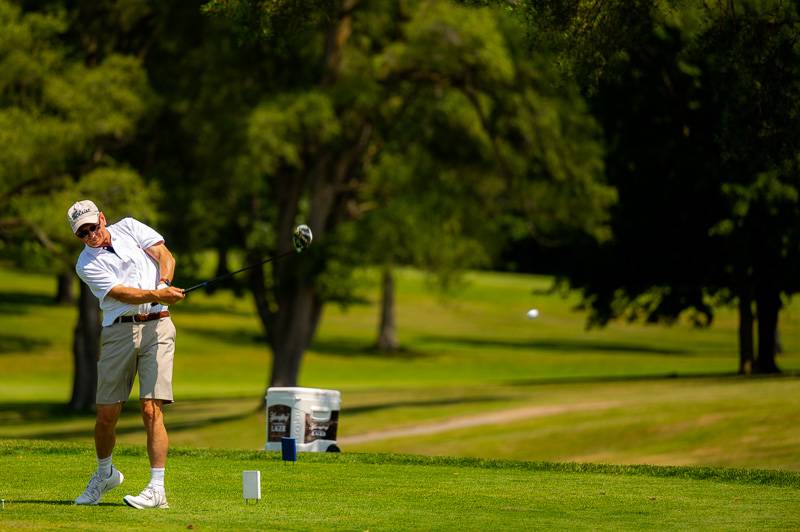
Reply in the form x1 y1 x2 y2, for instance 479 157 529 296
67 200 100 234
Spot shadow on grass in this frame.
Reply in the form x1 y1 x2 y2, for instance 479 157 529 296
180 326 265 346
0 292 54 315
310 338 431 359
2 396 509 439
9 500 85 506
1 401 259 441
0 402 85 425
507 371 757 387
415 335 691 356
0 334 51 354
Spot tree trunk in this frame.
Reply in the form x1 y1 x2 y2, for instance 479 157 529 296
55 271 74 305
754 283 781 374
269 284 318 386
376 267 399 352
737 293 754 375
69 282 101 411
321 0 358 85
207 245 230 294
265 171 306 388
257 3 364 390
266 172 335 387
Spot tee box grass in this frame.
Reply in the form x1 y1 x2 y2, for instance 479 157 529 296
1 440 799 531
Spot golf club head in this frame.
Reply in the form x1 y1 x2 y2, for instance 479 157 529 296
293 224 313 252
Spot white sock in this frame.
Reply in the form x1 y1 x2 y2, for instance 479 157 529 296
97 455 112 478
150 467 165 490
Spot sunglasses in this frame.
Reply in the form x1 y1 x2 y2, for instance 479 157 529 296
76 224 100 238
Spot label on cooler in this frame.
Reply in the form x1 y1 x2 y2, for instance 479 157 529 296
304 410 339 443
268 405 291 442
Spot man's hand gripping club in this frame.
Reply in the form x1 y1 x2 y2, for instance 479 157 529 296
107 284 185 306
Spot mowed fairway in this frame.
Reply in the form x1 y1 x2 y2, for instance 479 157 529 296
1 265 799 472
1 440 799 531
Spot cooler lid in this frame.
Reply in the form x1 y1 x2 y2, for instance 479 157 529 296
267 386 340 398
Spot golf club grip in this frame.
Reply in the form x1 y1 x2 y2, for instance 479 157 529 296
151 280 205 305
182 282 207 294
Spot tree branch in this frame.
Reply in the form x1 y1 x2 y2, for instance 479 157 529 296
0 217 73 267
0 175 65 209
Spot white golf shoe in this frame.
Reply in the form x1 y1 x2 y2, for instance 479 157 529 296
123 486 169 509
75 467 124 505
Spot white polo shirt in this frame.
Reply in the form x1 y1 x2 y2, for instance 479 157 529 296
75 217 168 327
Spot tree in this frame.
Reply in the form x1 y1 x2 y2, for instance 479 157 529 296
522 0 800 374
0 1 157 409
353 3 614 350
566 20 725 328
205 0 614 386
696 1 800 373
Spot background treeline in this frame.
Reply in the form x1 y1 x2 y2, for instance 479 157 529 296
0 0 798 409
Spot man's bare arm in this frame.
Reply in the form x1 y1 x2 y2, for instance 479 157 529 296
107 285 185 305
107 242 184 305
144 242 176 283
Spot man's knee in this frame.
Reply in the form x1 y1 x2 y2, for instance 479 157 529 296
140 399 163 425
95 405 121 430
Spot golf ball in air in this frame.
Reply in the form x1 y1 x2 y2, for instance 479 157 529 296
527 308 539 319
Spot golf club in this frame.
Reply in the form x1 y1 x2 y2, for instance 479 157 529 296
157 224 313 300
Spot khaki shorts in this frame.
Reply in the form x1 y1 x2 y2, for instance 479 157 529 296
97 317 176 404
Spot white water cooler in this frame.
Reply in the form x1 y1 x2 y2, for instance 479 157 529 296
265 387 341 452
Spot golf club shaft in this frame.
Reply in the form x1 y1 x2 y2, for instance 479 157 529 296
182 249 296 294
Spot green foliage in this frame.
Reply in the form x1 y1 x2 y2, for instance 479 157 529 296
180 0 619 381
350 1 614 294
0 110 76 189
248 92 341 174
0 0 156 273
379 1 514 85
46 55 153 141
526 0 800 366
564 20 725 327
519 0 657 94
202 0 335 45
8 167 157 272
696 1 800 295
357 145 494 290
193 0 614 320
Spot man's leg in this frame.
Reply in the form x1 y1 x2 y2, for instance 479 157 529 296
95 403 123 459
124 319 173 510
123 399 170 509
141 399 168 468
75 403 125 505
77 319 136 505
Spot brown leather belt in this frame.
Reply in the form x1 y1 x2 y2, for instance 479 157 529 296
113 310 170 324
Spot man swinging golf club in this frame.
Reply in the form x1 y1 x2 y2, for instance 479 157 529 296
68 200 185 509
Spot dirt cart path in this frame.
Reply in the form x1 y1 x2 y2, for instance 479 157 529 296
339 400 620 445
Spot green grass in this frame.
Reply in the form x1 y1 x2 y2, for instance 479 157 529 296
1 440 799 531
2 265 800 471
